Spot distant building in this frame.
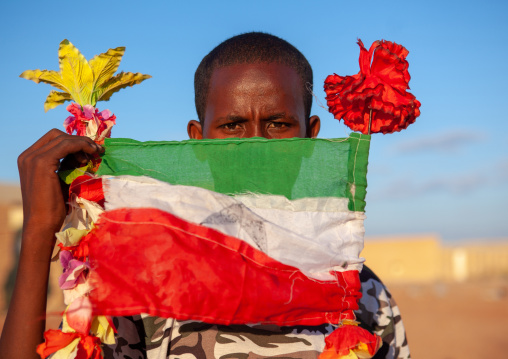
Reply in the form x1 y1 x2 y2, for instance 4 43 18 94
363 234 508 284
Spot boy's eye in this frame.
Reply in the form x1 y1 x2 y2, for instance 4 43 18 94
222 122 242 130
267 122 288 129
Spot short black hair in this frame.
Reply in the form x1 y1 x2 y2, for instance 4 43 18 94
194 32 313 124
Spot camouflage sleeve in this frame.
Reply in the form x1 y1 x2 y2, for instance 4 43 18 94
100 315 149 359
100 315 176 359
356 266 410 359
101 314 330 359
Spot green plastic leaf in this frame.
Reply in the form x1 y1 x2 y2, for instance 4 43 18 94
58 164 91 184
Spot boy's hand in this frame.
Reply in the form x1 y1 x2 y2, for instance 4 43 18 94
0 129 103 358
17 128 103 244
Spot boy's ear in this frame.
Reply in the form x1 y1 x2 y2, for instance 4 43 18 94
307 116 320 138
187 120 203 139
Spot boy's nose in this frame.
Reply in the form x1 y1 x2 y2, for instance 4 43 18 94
249 125 263 138
244 121 264 138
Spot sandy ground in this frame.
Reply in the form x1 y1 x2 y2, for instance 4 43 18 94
1 280 507 358
388 280 508 359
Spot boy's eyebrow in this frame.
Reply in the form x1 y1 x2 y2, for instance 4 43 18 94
214 115 248 124
224 115 248 122
263 113 297 122
217 113 297 123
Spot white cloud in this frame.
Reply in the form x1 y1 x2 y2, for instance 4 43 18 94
391 130 487 154
369 163 507 201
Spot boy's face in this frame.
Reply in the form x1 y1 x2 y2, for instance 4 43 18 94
187 62 320 139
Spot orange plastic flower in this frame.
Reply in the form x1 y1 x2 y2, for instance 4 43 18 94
324 40 421 134
36 329 102 359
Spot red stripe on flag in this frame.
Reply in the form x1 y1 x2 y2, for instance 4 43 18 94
88 208 361 326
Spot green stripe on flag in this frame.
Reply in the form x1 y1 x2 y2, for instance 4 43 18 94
97 134 370 211
347 134 370 212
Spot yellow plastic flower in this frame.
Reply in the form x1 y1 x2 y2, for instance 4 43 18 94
20 39 151 111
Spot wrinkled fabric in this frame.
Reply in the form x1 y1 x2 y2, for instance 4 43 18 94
88 207 362 326
102 175 366 279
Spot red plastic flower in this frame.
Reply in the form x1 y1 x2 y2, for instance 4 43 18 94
324 40 421 134
64 103 116 143
319 323 382 359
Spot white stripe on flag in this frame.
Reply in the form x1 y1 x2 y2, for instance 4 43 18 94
103 175 365 280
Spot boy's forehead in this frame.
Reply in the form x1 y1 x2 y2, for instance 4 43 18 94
208 62 304 104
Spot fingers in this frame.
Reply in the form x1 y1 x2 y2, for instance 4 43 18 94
38 135 101 165
18 130 102 174
59 153 92 172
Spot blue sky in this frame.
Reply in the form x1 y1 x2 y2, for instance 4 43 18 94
0 0 507 241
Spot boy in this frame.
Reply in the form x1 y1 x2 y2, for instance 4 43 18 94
0 32 409 359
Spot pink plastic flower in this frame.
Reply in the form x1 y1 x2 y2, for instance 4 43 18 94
63 103 89 136
59 250 90 290
63 103 116 143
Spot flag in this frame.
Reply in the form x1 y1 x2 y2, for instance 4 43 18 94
44 134 381 359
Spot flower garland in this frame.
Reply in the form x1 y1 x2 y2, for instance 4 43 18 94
21 39 150 359
36 172 112 358
36 108 116 358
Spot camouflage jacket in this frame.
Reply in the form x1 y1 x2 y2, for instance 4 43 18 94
101 266 410 359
